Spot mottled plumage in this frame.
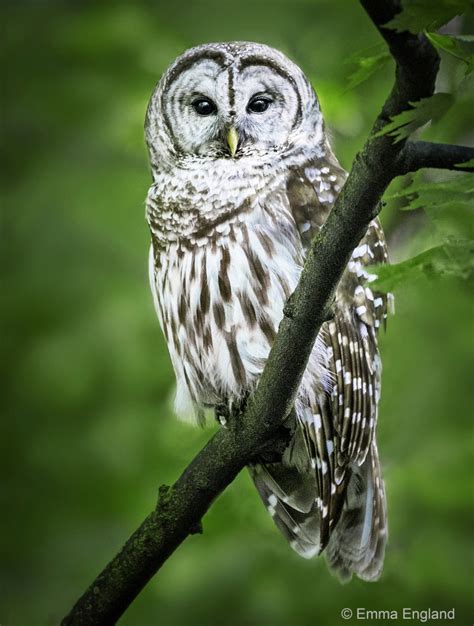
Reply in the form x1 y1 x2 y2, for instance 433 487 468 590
145 42 391 581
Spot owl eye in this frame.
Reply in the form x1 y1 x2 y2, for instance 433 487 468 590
191 97 217 116
247 96 272 114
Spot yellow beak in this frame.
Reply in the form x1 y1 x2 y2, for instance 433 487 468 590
226 127 239 157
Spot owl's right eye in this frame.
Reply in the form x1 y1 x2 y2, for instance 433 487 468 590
191 97 217 116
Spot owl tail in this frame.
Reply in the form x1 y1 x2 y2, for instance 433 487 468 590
249 443 387 581
325 443 387 582
249 461 323 559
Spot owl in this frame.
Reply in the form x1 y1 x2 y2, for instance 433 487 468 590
145 42 391 581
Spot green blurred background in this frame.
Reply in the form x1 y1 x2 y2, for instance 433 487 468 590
2 1 473 625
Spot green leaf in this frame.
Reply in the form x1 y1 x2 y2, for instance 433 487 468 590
370 240 474 291
426 32 474 75
345 44 391 90
373 93 454 142
387 175 474 241
385 0 471 34
387 174 474 210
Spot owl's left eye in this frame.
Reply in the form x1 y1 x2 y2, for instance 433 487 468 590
191 97 217 116
247 95 273 114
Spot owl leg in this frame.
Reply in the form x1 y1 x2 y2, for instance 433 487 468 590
214 392 250 428
214 402 230 428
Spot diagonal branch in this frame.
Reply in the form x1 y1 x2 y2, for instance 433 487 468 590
62 2 472 625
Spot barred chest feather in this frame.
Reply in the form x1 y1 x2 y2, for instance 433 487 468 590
147 159 331 420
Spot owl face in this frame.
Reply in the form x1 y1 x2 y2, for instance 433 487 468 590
146 42 324 164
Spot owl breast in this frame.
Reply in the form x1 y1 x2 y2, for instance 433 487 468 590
150 198 320 419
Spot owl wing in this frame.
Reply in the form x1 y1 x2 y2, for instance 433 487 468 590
253 152 390 554
296 153 390 546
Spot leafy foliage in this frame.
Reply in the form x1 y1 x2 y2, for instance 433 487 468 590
373 93 454 142
345 44 391 90
376 1 473 298
426 32 474 75
384 0 471 33
388 173 474 211
373 173 473 290
371 240 473 291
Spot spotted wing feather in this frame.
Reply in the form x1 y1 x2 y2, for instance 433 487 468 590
251 151 390 577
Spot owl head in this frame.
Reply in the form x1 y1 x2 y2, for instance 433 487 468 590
145 42 324 169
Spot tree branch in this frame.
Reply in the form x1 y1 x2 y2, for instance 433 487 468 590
62 2 472 624
398 141 474 173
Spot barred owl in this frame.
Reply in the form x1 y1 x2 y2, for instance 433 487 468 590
145 42 391 581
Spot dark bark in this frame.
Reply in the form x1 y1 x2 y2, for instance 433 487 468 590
62 1 473 624
398 141 474 173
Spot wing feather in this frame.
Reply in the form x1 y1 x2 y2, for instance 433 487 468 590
284 155 390 548
251 152 390 563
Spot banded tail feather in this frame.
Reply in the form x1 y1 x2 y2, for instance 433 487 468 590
250 441 387 581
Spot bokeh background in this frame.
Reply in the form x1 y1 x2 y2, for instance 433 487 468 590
2 1 473 625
